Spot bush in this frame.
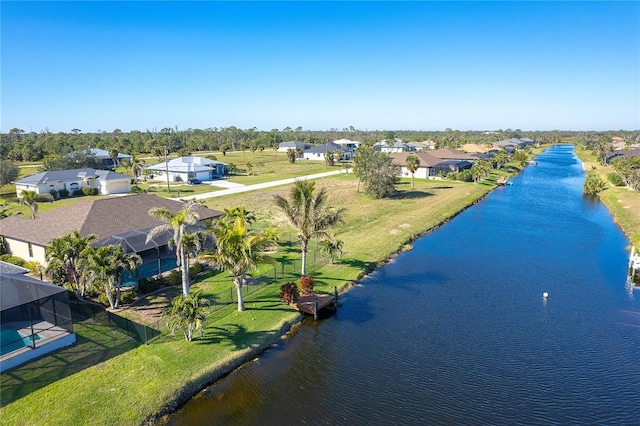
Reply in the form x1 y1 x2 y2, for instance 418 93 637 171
58 189 69 198
189 262 205 281
49 189 58 199
36 193 55 203
299 275 314 295
72 189 85 197
0 254 26 267
130 185 143 193
138 277 160 294
167 269 182 286
608 172 625 186
119 290 136 305
82 187 99 196
280 281 299 305
98 292 111 307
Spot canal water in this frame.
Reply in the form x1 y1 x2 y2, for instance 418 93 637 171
166 145 640 425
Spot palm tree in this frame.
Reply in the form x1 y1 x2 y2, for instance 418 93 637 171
163 290 210 341
19 190 38 219
221 206 256 225
274 180 345 276
200 217 277 311
287 148 297 164
131 154 146 184
147 201 200 296
45 231 97 298
405 155 420 189
85 245 142 308
319 239 344 264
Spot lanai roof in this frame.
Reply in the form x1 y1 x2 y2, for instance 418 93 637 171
12 168 130 186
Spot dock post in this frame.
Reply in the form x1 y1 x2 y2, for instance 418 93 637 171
334 286 338 310
314 297 318 320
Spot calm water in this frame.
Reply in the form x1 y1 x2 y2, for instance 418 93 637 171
167 145 640 425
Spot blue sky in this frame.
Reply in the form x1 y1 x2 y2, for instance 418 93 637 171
2 1 639 132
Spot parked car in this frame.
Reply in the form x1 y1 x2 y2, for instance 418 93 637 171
187 178 202 185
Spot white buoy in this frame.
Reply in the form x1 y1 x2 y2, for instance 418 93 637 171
543 292 549 299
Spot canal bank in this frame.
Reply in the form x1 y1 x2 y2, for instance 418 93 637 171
165 144 640 425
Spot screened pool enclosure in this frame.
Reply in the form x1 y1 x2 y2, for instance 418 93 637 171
0 271 76 372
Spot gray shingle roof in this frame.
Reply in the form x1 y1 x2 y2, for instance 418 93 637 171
13 168 129 185
0 194 223 246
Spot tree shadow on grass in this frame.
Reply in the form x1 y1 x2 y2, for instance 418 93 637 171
389 190 434 200
0 320 140 407
199 325 277 350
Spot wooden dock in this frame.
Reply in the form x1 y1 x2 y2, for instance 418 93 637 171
295 291 337 320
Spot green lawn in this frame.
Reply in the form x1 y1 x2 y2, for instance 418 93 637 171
0 157 525 425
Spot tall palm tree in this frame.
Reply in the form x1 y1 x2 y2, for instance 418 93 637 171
274 180 345 276
221 206 256 225
200 217 277 311
147 201 200 296
19 190 38 219
405 155 420 190
131 154 146 184
45 231 97 297
163 290 210 341
85 245 141 308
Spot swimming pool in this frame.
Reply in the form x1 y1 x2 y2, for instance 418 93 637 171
122 258 178 287
0 329 42 356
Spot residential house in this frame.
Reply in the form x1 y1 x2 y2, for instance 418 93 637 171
606 149 640 164
1 262 76 372
333 139 362 149
303 142 355 161
79 148 132 169
0 194 223 268
406 141 431 151
13 168 131 197
390 148 478 179
374 139 412 153
145 156 227 182
277 140 311 153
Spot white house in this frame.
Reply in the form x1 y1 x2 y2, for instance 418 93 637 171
374 139 412 153
79 148 132 169
145 156 227 182
277 141 311 153
333 139 362 149
303 142 355 161
13 168 131 197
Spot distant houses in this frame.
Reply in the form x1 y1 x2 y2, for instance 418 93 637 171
78 148 132 169
145 156 227 182
302 142 356 162
277 141 312 153
12 168 131 197
390 149 480 179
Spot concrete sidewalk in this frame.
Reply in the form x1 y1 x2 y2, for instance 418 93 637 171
181 169 352 200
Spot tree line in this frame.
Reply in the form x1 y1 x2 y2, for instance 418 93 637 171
3 126 635 164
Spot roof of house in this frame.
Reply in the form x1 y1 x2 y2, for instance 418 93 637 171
390 152 445 167
13 168 130 186
406 141 429 149
146 156 227 172
333 139 361 146
278 141 307 148
0 194 223 247
305 142 351 154
608 149 640 161
375 139 406 148
82 148 132 160
0 261 29 275
460 143 493 154
431 148 480 160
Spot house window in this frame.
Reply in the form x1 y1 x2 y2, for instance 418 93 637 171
28 242 33 257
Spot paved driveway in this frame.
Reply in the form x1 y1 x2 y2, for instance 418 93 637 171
182 169 351 200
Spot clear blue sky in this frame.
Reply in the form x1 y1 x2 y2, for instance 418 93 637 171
2 1 639 133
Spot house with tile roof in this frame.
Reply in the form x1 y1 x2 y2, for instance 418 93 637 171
12 168 131 197
145 156 227 182
0 194 223 267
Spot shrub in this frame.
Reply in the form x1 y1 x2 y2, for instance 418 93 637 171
82 187 99 196
280 281 299 305
36 193 55 203
72 189 85 197
167 269 182 286
49 189 58 199
189 262 205 281
130 185 143 193
607 172 625 186
138 277 160 294
98 292 111 307
120 290 136 305
58 188 69 198
299 275 314 295
0 254 26 267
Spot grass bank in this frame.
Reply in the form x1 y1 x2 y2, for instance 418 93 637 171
1 167 520 425
573 144 640 247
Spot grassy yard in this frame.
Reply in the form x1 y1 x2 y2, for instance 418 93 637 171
573 144 640 247
0 155 527 425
